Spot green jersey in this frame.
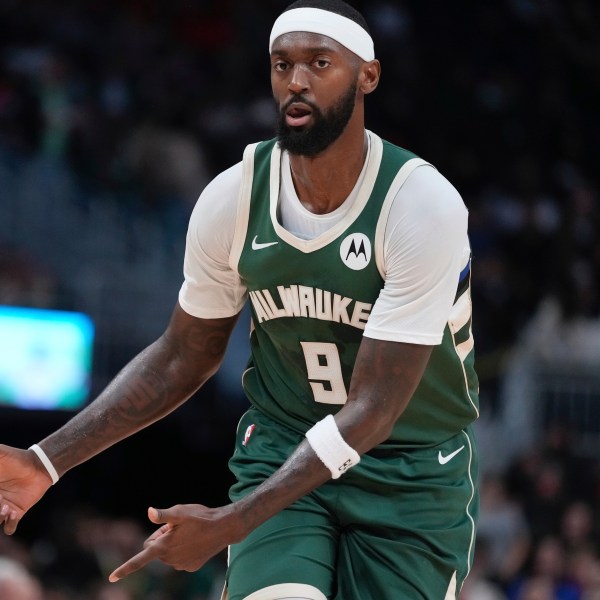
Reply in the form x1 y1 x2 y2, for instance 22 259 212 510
234 135 479 448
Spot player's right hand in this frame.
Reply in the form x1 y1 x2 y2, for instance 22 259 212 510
0 444 54 535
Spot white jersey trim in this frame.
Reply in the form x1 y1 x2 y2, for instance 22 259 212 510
270 131 383 253
450 281 479 418
462 429 478 585
444 572 458 600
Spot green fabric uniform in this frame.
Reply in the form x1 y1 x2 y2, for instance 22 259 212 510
225 136 479 599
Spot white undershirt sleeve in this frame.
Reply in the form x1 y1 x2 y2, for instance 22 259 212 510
364 165 471 345
178 162 248 319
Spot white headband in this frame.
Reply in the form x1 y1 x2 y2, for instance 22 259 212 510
269 7 375 62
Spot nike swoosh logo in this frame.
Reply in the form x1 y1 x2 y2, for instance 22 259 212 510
252 235 278 250
438 445 465 465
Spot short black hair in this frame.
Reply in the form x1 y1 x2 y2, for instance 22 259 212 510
282 0 370 35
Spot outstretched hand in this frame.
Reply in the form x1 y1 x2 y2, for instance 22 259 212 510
109 503 242 582
0 444 54 535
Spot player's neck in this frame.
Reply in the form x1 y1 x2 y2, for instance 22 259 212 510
288 126 368 215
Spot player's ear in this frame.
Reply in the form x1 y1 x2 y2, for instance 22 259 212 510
358 59 380 95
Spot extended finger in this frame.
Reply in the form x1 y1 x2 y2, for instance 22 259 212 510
108 545 160 582
1 506 19 536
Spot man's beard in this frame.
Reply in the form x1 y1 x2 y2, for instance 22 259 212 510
276 83 357 157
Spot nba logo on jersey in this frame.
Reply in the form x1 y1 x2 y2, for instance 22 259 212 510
242 424 256 446
340 233 372 270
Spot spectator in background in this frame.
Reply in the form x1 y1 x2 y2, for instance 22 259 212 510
477 474 531 586
566 547 600 600
513 576 556 600
118 121 211 249
0 557 44 600
561 502 597 555
0 244 60 309
507 536 580 600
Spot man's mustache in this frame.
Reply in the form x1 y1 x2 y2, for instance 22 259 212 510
280 95 319 113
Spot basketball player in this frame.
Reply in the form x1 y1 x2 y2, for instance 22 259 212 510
0 1 479 598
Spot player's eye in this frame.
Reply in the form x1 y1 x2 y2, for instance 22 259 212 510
273 61 289 72
314 59 331 69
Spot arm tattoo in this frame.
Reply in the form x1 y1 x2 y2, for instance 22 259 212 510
43 312 239 473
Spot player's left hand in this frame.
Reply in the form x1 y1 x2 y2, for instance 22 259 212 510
108 503 241 582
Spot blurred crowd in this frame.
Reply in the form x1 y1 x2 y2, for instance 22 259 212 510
0 508 226 599
0 0 599 598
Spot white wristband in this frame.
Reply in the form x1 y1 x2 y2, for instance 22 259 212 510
305 415 360 479
29 444 59 485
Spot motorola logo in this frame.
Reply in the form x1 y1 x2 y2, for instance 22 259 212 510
340 233 371 270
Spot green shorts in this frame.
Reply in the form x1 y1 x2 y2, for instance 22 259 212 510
225 408 479 600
